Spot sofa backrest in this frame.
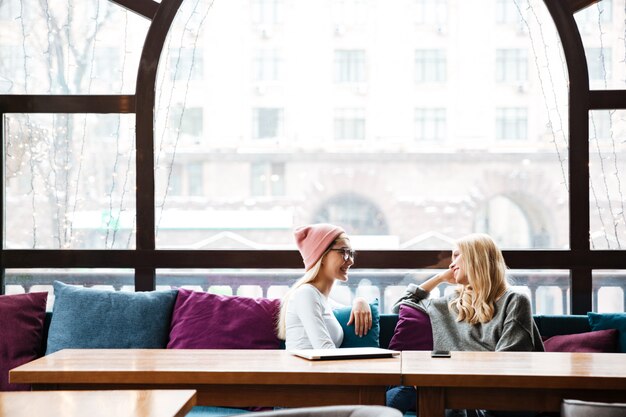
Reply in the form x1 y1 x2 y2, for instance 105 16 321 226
534 315 590 338
42 312 591 351
378 314 590 349
379 314 400 349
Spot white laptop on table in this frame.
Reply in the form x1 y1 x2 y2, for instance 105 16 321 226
289 347 399 361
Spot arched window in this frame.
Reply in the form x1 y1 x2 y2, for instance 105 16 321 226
474 196 532 248
313 194 388 236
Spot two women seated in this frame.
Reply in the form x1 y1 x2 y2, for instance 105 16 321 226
277 223 544 416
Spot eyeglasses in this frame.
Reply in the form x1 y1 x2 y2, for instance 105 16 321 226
330 248 356 261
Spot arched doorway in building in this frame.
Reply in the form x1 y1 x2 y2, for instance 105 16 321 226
474 194 548 248
313 193 388 235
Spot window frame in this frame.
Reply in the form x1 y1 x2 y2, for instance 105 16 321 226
0 0 624 316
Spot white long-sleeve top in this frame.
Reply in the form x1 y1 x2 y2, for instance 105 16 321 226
285 284 344 350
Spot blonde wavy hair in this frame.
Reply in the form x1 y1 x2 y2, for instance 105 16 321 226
276 258 323 340
448 233 508 324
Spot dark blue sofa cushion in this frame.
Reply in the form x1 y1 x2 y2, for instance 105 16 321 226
533 315 590 338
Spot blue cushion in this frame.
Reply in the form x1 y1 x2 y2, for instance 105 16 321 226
46 281 178 354
588 312 626 353
333 301 380 348
186 407 249 416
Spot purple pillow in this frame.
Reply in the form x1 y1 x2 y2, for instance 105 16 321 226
388 304 433 351
543 329 619 353
0 292 48 391
168 289 281 349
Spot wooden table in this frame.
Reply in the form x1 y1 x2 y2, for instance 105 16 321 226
10 349 401 407
402 351 626 417
0 389 196 417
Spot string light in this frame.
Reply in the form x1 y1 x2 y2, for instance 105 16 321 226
155 0 215 237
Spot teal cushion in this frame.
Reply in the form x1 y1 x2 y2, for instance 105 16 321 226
588 312 626 353
333 301 380 348
46 281 178 354
186 407 249 416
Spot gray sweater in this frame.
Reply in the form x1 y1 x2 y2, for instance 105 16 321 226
393 284 544 352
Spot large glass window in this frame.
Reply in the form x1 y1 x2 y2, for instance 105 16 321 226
496 49 528 83
415 0 448 26
496 107 528 140
414 108 446 141
414 49 446 83
252 0 283 26
332 0 368 28
254 49 282 82
251 162 285 197
4 114 136 249
589 110 626 250
334 108 366 140
148 0 570 251
0 1 148 95
495 0 528 25
334 50 366 83
16 0 626 308
253 108 284 139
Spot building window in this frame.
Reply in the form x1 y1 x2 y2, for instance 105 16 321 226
496 49 528 83
169 48 203 81
188 163 204 196
169 163 204 197
414 49 446 83
415 108 446 141
251 162 285 197
169 106 203 137
252 0 283 25
254 49 281 82
474 195 533 248
253 108 284 139
495 0 527 24
169 165 184 197
332 0 368 27
313 193 389 235
334 50 366 83
496 107 527 140
334 108 365 140
415 0 447 25
586 47 612 81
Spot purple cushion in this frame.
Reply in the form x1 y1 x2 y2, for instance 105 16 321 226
168 289 281 349
388 304 433 351
0 292 48 391
543 329 619 353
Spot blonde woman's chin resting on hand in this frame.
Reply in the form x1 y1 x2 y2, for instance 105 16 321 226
276 223 372 350
386 233 544 416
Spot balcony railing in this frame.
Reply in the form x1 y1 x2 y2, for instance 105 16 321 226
5 270 625 314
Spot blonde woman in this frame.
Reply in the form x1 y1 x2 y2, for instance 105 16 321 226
386 233 544 415
277 223 372 350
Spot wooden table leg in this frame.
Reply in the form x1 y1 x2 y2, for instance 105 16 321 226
419 387 445 417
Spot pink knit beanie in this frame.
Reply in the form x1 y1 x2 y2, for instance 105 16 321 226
294 223 345 271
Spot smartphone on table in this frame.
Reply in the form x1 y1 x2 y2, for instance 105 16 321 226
431 350 451 358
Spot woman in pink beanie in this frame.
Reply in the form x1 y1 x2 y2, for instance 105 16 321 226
276 223 372 350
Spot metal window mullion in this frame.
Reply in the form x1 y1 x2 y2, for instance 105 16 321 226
134 0 184 291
